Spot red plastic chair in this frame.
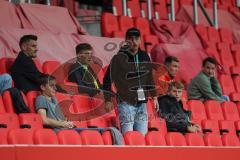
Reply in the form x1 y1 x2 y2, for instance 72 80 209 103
185 133 205 146
34 129 59 144
8 128 34 144
204 133 223 146
18 113 43 130
124 131 146 145
145 131 166 146
80 130 104 145
165 132 187 146
57 130 82 145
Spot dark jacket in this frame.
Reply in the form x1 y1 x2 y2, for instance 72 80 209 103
11 52 45 93
103 49 157 105
158 95 191 133
68 62 102 97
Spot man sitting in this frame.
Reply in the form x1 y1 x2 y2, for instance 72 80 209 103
158 81 201 133
187 57 229 102
0 74 12 94
68 43 101 97
35 75 74 131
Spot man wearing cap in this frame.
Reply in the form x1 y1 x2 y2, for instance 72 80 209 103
103 28 159 135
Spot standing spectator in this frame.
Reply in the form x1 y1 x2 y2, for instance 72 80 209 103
187 57 229 102
103 27 159 135
158 81 201 133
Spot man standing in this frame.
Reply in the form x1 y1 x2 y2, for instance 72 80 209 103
103 28 159 135
187 57 229 102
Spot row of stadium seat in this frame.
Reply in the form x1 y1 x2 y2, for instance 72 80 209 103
1 128 240 146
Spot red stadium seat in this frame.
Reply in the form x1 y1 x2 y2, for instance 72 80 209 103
18 113 43 130
204 100 224 120
2 90 29 113
219 28 233 44
101 12 119 37
194 25 208 43
0 129 8 144
165 132 187 146
134 17 151 36
127 0 141 17
80 130 104 145
145 131 166 146
34 129 58 144
219 120 236 135
8 128 34 144
207 27 220 43
87 117 109 128
57 130 82 145
202 120 220 134
233 76 240 93
222 134 240 146
112 0 123 16
102 131 113 145
221 102 240 121
188 100 207 121
219 75 240 101
0 58 15 74
219 0 233 7
152 0 168 19
185 133 205 146
72 95 91 114
42 60 61 75
118 16 134 34
0 113 19 130
0 96 6 113
204 133 223 146
124 131 146 145
26 91 40 113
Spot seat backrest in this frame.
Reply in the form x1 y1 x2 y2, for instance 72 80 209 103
101 12 119 37
112 0 123 16
72 95 91 114
124 131 146 145
219 120 236 135
26 91 40 113
185 133 205 146
0 58 15 74
165 132 187 146
219 28 233 44
221 102 239 121
202 120 220 134
134 17 150 36
145 131 166 146
188 100 207 121
219 75 236 96
8 129 34 144
127 0 141 17
204 133 223 146
233 76 240 93
57 130 82 145
0 129 8 144
18 113 43 130
34 129 59 144
0 113 19 130
204 100 224 120
222 134 240 146
42 60 61 75
194 24 208 42
0 96 6 113
102 131 113 145
118 16 134 34
80 130 104 145
207 26 220 42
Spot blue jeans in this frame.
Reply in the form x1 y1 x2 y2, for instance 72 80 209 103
0 74 12 94
118 102 148 135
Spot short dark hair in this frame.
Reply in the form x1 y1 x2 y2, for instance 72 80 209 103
19 35 38 47
164 56 179 66
75 43 93 55
202 57 217 67
39 74 56 86
168 81 184 92
125 27 141 39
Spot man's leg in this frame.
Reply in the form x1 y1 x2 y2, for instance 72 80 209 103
0 74 12 94
133 103 148 135
118 102 136 135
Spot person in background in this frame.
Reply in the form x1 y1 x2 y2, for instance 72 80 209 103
0 74 12 94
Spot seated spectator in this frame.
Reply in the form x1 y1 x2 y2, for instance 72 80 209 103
68 43 102 97
11 35 65 94
35 75 75 131
187 57 229 102
0 73 12 94
158 81 201 133
155 56 179 95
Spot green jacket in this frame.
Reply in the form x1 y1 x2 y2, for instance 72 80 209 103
187 71 223 101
